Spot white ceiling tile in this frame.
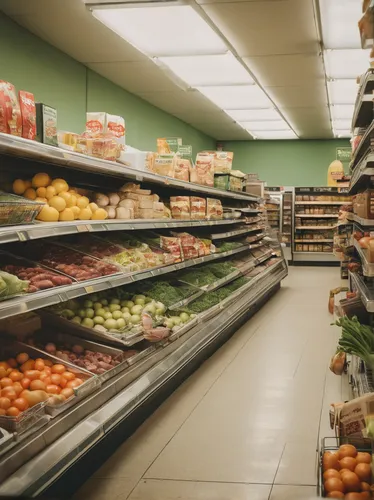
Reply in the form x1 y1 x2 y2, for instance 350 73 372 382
87 61 177 93
266 83 329 108
327 80 359 104
193 121 250 140
136 90 221 116
201 0 319 56
244 54 325 87
226 109 281 122
198 85 273 109
325 49 371 79
319 0 363 49
176 110 231 125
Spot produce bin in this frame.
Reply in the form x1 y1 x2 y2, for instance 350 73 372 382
0 192 45 226
26 331 129 384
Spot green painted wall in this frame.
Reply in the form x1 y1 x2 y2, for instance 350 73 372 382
0 12 215 153
225 139 351 187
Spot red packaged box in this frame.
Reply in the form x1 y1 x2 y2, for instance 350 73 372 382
19 91 36 140
0 90 7 134
0 81 22 136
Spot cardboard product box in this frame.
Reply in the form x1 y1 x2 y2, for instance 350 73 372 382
157 137 182 154
354 190 374 219
214 174 229 191
229 170 246 192
35 103 58 146
245 181 265 197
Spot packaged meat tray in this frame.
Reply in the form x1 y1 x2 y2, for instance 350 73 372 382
10 241 120 281
27 331 128 384
0 192 45 226
0 251 74 295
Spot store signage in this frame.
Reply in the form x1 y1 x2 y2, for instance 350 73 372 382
336 148 352 162
338 187 350 193
266 186 283 192
296 187 338 193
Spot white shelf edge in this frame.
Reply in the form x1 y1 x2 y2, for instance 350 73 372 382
294 201 351 205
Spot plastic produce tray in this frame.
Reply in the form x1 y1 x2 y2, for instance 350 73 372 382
0 192 44 226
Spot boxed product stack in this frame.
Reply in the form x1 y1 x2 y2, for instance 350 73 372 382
353 189 374 219
169 196 222 220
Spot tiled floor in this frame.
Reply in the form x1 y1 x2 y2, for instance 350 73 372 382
74 266 343 500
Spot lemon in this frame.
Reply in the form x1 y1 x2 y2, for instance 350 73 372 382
36 187 47 198
51 178 69 193
68 195 77 207
45 186 56 200
78 207 92 220
32 173 52 188
59 192 71 205
35 197 48 203
88 202 99 213
59 208 74 221
49 196 66 212
24 188 37 200
71 206 80 219
37 205 59 222
91 208 108 220
77 196 89 209
13 179 27 195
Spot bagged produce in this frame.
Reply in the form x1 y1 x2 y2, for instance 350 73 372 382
191 153 214 186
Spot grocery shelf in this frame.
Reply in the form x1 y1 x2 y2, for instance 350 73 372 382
294 239 333 243
350 119 374 170
295 226 336 230
295 214 338 218
0 245 250 320
209 226 262 240
349 151 374 195
353 238 374 277
293 252 336 262
0 218 243 244
0 259 288 496
294 201 352 205
352 68 374 129
0 133 258 202
349 271 374 312
347 213 374 227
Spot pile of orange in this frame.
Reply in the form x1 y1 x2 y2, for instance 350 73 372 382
0 352 82 418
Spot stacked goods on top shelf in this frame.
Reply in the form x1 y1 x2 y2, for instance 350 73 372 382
293 187 352 263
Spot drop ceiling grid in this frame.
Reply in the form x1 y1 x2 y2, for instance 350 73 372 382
0 0 335 139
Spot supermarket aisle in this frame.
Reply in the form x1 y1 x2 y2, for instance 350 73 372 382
75 266 342 500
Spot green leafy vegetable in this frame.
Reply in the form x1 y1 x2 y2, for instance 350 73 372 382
334 316 374 372
0 271 28 297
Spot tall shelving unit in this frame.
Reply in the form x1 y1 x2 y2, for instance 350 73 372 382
293 187 351 264
0 133 288 496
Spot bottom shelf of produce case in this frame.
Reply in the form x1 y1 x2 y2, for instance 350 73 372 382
0 258 287 497
293 252 338 263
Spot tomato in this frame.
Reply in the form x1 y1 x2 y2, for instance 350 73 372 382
0 362 9 370
34 360 45 371
0 397 11 410
12 382 23 396
13 398 29 412
59 377 67 388
51 364 65 375
6 406 20 417
20 359 35 373
0 367 7 378
30 380 46 391
20 378 31 389
0 377 13 388
46 384 60 394
60 388 74 399
61 371 75 381
66 378 83 389
50 374 62 386
9 370 23 382
43 359 53 367
1 388 16 400
7 358 17 369
43 366 51 375
16 353 29 365
24 370 41 380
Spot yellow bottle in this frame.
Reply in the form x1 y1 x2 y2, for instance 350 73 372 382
327 160 344 186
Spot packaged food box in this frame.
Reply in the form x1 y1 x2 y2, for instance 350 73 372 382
19 91 36 140
86 112 125 150
203 151 233 173
229 170 246 192
35 103 58 146
174 158 190 182
58 131 79 151
191 152 214 186
152 154 175 177
354 189 374 219
214 174 229 191
207 198 223 220
157 137 182 154
0 81 22 137
190 197 206 220
160 236 183 262
170 196 190 219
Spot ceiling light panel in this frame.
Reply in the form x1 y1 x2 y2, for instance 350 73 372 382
225 109 281 122
319 0 362 49
241 121 290 131
325 49 370 79
251 130 298 140
198 85 273 110
332 119 351 130
333 130 352 138
327 80 358 104
92 5 227 57
330 104 355 120
158 53 253 87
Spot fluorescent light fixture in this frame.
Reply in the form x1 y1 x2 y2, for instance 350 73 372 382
240 120 289 131
157 53 253 87
327 80 358 104
225 109 281 121
319 0 362 49
325 49 370 79
92 5 227 57
332 119 351 130
330 104 355 120
198 85 273 110
333 130 352 138
250 130 298 140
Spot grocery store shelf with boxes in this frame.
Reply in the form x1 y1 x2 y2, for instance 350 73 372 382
0 92 287 496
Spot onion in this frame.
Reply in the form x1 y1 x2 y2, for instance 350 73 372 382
95 193 109 207
108 192 120 206
359 236 371 248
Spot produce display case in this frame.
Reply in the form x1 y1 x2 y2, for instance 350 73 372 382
0 132 288 496
293 187 352 264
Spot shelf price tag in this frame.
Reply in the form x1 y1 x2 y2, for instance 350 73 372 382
84 285 94 293
17 231 27 242
77 224 89 233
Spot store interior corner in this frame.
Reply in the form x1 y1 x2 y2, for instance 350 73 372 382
1 1 374 499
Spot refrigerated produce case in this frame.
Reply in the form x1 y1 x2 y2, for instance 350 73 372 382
293 187 352 264
0 133 287 496
265 187 293 262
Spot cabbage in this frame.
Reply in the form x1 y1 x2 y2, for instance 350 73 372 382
0 271 28 297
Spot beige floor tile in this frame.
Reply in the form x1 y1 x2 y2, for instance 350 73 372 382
274 441 318 485
73 477 137 500
128 479 271 500
269 485 318 500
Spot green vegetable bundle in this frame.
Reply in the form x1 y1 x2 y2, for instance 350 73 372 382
334 316 374 372
0 270 28 299
204 262 237 279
